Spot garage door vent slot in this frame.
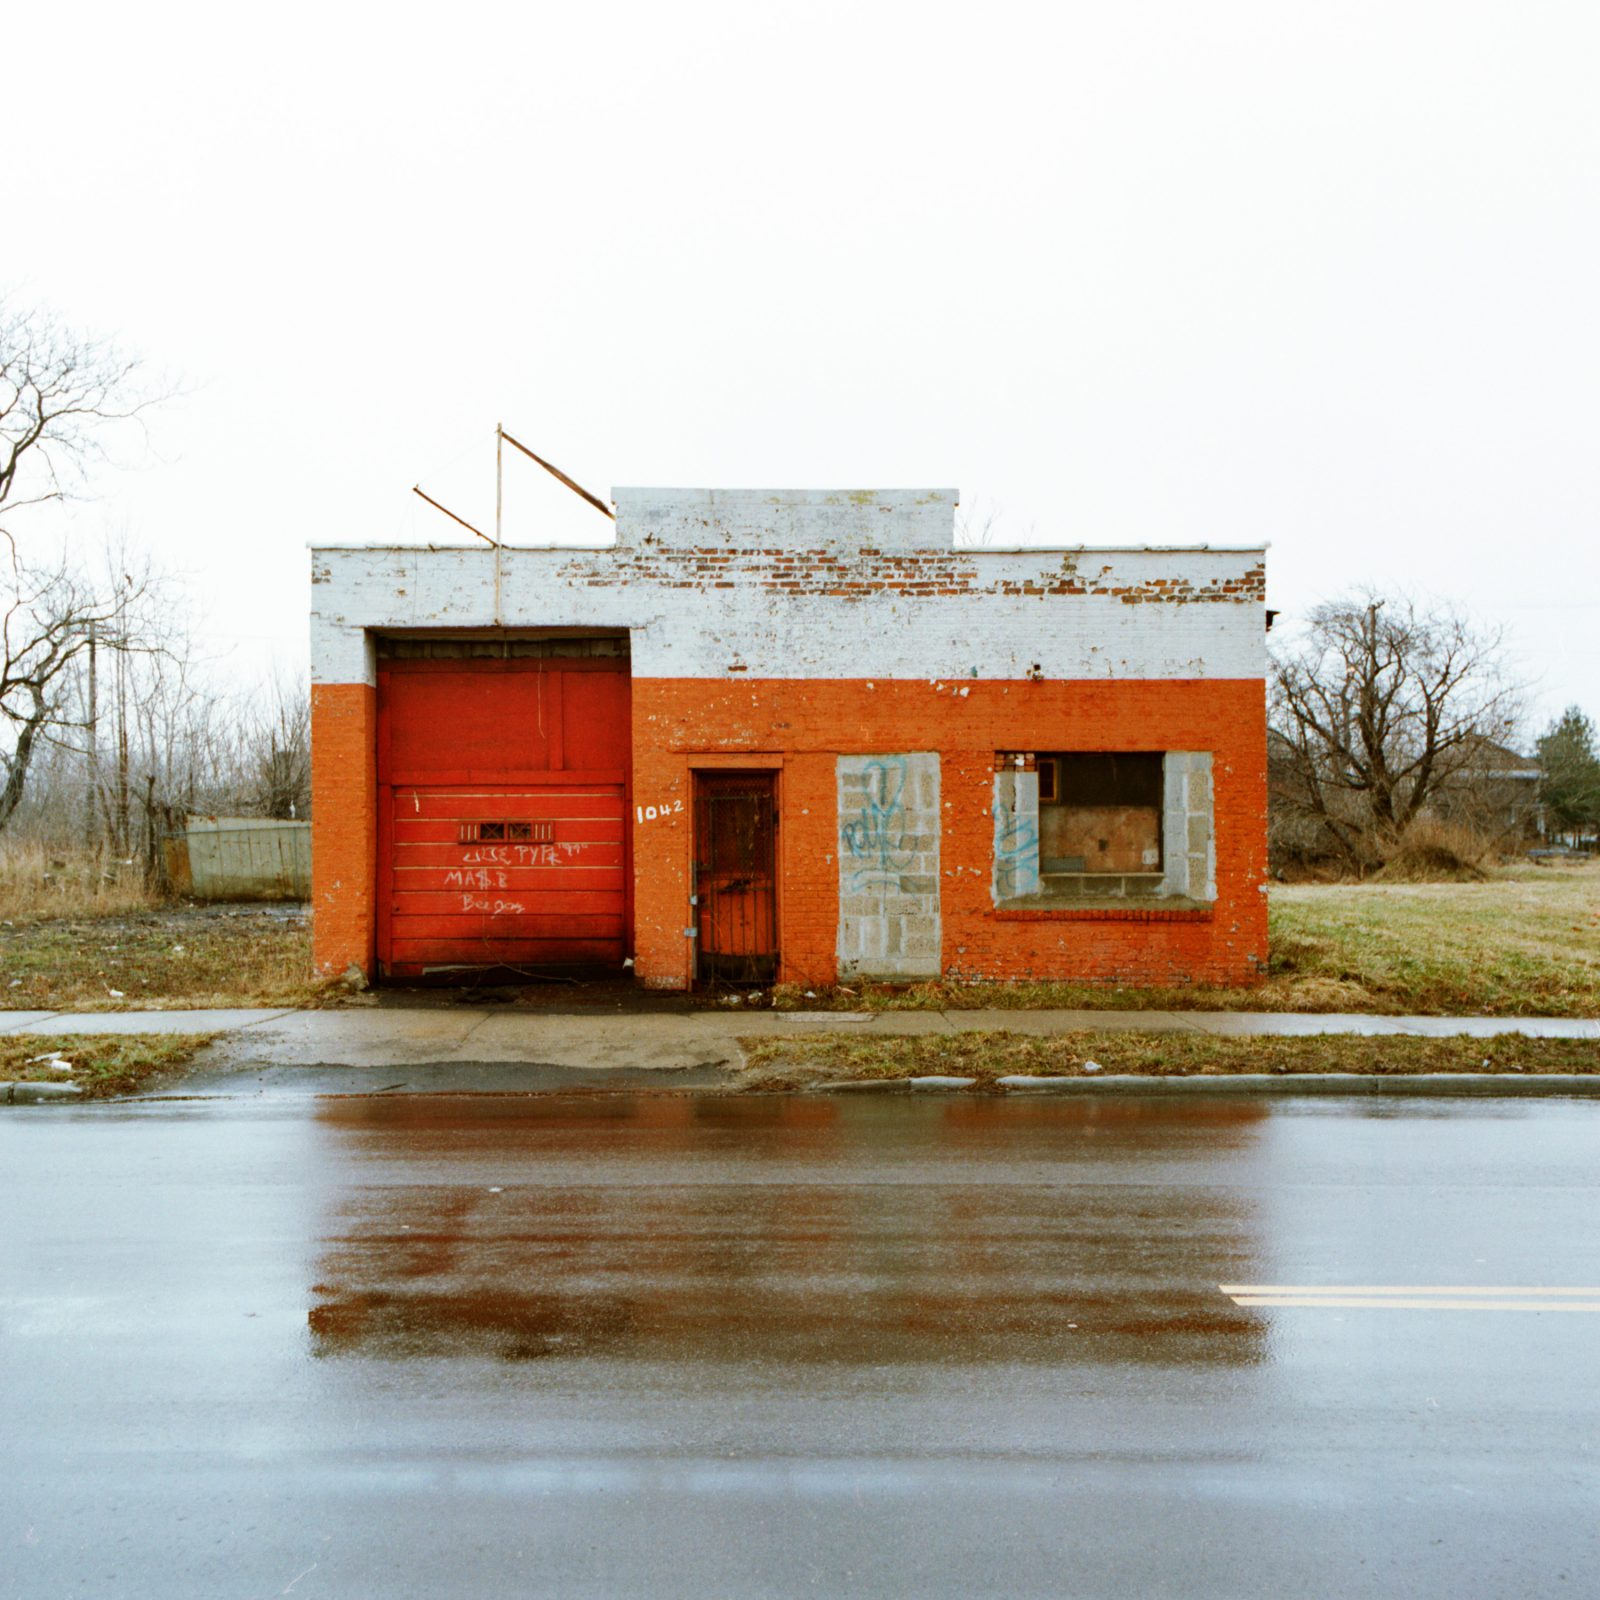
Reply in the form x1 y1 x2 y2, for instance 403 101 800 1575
458 821 547 843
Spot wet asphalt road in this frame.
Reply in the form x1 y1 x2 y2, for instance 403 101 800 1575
3 1092 1598 1598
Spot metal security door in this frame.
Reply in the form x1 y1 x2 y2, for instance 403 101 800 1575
694 773 778 985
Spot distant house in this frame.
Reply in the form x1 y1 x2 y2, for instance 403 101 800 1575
1428 736 1543 842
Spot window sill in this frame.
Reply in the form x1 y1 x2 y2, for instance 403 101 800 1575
992 896 1213 922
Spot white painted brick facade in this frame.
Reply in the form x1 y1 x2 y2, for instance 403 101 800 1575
311 489 1267 686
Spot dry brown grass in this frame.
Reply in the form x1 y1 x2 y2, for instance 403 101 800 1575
2 845 1593 1020
2 1032 216 1097
735 1030 1600 1090
0 840 161 925
1371 818 1492 883
0 906 332 1011
1267 859 1600 1015
768 858 1600 1018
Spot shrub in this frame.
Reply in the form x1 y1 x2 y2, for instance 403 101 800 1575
1371 818 1492 882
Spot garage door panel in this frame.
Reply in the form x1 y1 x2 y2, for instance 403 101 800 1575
391 912 625 940
392 866 624 891
390 838 624 866
561 671 632 771
385 675 557 772
392 891 625 918
385 777 627 966
389 937 625 967
390 790 624 822
390 826 625 851
392 854 625 880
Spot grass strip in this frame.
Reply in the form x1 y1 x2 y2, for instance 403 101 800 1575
2 1034 218 1098
735 1031 1600 1091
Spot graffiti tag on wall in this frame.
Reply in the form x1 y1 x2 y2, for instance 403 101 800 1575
993 801 1040 899
841 757 916 891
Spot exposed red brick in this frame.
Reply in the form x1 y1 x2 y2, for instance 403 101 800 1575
310 683 377 976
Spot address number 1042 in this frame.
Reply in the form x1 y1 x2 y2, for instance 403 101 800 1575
636 800 685 823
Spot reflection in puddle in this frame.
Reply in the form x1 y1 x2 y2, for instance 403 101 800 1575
308 1095 1269 1365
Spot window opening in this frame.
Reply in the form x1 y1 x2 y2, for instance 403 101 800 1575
1041 753 1163 875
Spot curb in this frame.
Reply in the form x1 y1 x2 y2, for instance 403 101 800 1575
809 1073 1600 1097
1 1081 85 1105
812 1078 911 1093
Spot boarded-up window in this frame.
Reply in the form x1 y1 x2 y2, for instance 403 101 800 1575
1040 753 1163 876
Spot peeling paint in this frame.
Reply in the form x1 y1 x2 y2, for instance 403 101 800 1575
312 490 1268 692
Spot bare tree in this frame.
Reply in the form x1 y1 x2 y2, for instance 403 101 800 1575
1269 590 1524 869
0 537 161 832
239 671 311 820
0 304 164 832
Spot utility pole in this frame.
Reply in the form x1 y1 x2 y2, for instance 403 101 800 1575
115 638 129 855
85 621 98 850
494 422 504 628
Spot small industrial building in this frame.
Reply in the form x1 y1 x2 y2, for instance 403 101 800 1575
310 489 1267 989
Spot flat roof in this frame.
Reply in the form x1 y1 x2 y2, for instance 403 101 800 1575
309 541 1270 553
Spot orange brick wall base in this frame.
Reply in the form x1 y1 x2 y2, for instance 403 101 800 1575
310 683 377 977
314 674 1267 990
629 677 1267 992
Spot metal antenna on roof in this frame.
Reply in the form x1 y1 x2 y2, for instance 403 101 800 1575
493 423 505 630
499 428 615 521
411 485 493 545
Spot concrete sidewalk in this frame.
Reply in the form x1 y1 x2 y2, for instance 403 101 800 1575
2 1004 1597 1073
0 1008 301 1035
3 1004 1596 1101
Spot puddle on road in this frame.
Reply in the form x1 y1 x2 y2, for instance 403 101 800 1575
307 1094 1270 1366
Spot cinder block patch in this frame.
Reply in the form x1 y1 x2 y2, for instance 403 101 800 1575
837 753 941 979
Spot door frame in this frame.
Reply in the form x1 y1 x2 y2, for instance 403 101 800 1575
688 759 783 989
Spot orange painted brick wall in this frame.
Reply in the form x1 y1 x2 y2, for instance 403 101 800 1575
311 683 378 977
630 677 1266 991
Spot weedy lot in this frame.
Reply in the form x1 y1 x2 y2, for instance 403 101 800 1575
787 862 1600 1018
0 906 326 1012
0 861 1594 1017
1 1033 216 1097
1266 861 1600 1015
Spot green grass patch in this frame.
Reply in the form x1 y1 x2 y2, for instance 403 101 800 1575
735 1030 1600 1090
2 1033 217 1098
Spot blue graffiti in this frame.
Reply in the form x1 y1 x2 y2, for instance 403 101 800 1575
841 758 916 891
993 801 1040 899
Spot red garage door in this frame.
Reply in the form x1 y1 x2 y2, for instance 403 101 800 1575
377 652 630 977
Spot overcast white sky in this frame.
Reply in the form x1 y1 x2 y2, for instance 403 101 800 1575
9 1 1598 730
